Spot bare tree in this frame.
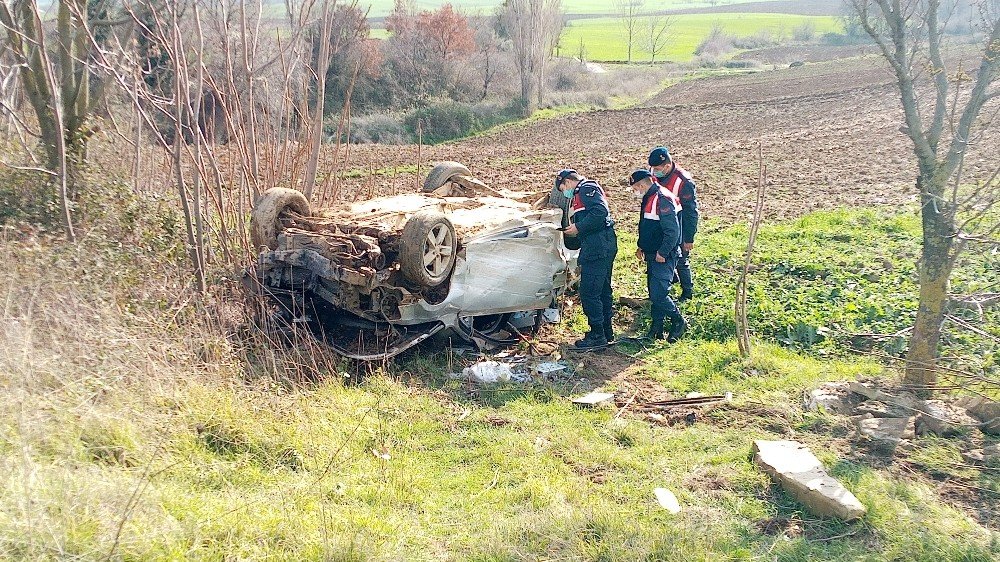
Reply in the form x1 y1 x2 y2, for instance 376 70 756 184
497 0 563 112
473 14 505 101
850 0 1000 392
614 0 644 63
0 0 122 240
643 12 673 65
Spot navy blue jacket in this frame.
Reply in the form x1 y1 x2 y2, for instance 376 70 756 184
637 183 681 259
570 179 616 262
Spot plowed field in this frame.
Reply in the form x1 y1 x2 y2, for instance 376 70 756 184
334 52 998 228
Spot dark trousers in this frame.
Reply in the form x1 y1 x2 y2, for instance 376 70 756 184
675 248 692 292
579 254 617 334
647 255 680 324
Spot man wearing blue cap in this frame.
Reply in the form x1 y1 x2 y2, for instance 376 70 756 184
629 169 687 342
648 146 698 302
556 169 618 348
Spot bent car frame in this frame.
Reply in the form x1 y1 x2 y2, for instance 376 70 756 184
244 162 578 360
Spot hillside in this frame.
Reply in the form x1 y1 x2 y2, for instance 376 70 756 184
2 42 998 561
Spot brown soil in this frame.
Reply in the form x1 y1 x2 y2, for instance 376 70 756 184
332 54 997 231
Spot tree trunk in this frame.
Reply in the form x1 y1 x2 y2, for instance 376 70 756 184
904 176 955 393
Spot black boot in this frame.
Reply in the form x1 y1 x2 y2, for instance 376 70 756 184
666 314 688 343
603 322 615 344
574 328 608 349
678 288 693 302
644 319 664 341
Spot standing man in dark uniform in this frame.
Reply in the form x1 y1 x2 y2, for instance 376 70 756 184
556 169 618 349
629 169 687 342
648 147 699 302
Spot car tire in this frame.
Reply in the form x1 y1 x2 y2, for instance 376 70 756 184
399 209 457 287
251 187 311 250
422 161 471 192
547 187 581 251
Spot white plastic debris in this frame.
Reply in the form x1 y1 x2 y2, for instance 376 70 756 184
542 307 561 323
653 488 681 514
535 361 567 375
462 361 513 383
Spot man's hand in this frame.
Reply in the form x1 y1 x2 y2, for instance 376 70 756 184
564 224 579 236
635 248 644 260
682 242 694 252
655 252 666 263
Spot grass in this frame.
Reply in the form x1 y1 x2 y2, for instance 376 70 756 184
2 182 998 560
561 13 843 62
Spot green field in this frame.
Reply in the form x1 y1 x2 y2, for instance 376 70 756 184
561 13 843 62
359 0 786 17
371 12 844 62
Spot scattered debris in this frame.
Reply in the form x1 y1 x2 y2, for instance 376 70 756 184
956 396 1000 435
753 440 867 521
803 382 854 414
535 361 567 375
573 391 615 408
631 393 731 413
462 361 513 383
451 357 575 384
854 414 915 454
653 488 682 514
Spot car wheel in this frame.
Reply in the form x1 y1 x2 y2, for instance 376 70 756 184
251 187 311 250
399 209 457 287
422 161 471 192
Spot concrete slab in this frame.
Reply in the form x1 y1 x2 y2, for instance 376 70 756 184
854 415 915 454
753 440 866 521
957 396 1000 435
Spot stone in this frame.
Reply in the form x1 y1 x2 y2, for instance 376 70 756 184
963 449 985 464
856 399 913 419
915 399 977 437
804 382 854 414
854 415 915 454
848 383 920 410
753 440 866 521
956 396 1000 435
964 444 1000 465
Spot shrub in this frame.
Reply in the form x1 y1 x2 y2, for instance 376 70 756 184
723 60 761 70
402 99 524 144
404 101 478 144
343 113 412 144
792 21 816 41
732 30 777 50
694 23 733 58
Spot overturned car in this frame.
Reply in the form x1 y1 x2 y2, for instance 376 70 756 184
245 162 578 360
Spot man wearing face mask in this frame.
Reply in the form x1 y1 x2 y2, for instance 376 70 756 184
556 169 618 349
629 169 687 342
648 146 698 302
